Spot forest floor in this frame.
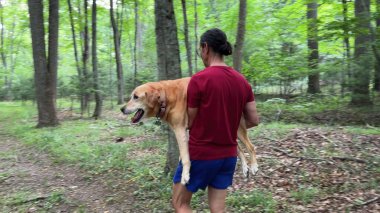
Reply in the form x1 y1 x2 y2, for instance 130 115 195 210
0 101 380 212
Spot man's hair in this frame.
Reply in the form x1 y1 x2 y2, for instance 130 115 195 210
200 28 232 56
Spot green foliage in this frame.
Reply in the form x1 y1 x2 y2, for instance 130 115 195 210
290 186 321 204
227 190 277 212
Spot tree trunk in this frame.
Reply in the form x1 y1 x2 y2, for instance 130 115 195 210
68 0 84 110
232 0 247 72
194 0 198 73
92 0 102 118
307 1 320 94
181 0 193 76
154 0 181 175
28 0 59 127
374 0 380 91
134 0 138 88
110 0 125 104
342 0 351 96
82 0 90 115
351 0 372 105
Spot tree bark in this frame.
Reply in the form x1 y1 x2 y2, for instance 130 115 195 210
110 0 125 104
194 0 198 72
181 0 193 76
351 0 372 105
92 0 102 118
28 0 59 127
68 0 81 78
82 0 90 115
233 0 247 72
341 0 351 96
154 0 181 175
374 0 380 91
134 0 138 88
307 1 320 94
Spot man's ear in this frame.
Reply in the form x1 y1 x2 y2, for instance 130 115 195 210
146 90 160 108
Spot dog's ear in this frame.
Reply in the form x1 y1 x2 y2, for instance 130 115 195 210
146 90 160 108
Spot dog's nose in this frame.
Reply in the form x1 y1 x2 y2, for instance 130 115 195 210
120 107 125 114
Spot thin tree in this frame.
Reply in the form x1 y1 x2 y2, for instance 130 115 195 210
134 0 138 88
307 0 320 94
154 0 182 174
27 0 59 127
181 0 193 76
110 0 125 104
341 0 351 96
351 0 372 105
233 0 247 72
374 0 380 91
82 0 90 114
67 0 85 113
92 0 102 118
194 0 198 72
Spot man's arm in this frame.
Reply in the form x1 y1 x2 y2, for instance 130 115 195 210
244 101 259 129
187 107 198 129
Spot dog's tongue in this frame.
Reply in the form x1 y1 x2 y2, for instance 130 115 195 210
131 110 143 123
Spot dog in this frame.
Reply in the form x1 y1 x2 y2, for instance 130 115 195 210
120 77 258 184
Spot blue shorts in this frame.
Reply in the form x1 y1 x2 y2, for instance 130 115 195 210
173 157 237 193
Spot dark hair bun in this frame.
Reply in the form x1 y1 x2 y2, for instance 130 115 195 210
200 28 233 56
219 41 232 56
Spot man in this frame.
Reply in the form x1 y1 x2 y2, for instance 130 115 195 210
172 28 259 213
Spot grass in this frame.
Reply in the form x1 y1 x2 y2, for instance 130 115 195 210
0 99 379 211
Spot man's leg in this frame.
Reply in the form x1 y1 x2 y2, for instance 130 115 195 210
208 186 227 213
172 183 193 213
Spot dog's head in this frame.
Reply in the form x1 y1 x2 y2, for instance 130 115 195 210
120 83 162 123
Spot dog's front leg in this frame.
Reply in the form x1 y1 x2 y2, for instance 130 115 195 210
173 128 190 185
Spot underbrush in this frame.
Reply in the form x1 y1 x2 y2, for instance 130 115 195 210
0 101 379 212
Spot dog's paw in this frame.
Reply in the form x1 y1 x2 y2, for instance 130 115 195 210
251 163 259 175
241 162 249 178
181 171 190 185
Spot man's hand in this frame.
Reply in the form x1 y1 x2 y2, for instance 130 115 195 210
244 101 259 129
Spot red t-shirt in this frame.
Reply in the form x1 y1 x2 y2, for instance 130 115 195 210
187 66 255 160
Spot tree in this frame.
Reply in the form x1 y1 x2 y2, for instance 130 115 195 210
233 0 247 72
154 0 182 174
92 0 102 118
341 0 351 96
351 0 372 105
27 0 59 127
374 0 380 91
194 0 199 72
82 0 90 115
307 0 320 94
110 0 125 105
181 0 193 76
134 0 138 88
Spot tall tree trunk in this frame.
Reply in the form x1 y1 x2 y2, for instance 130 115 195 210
110 0 125 104
342 0 351 96
28 0 59 127
351 0 372 105
374 0 380 91
194 0 198 72
82 0 90 115
154 0 181 175
233 0 247 72
92 0 102 118
307 1 320 94
68 0 84 111
181 0 193 76
134 0 138 88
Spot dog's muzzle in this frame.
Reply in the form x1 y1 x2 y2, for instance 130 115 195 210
120 106 133 115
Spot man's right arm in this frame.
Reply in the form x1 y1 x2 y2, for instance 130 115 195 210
244 101 259 129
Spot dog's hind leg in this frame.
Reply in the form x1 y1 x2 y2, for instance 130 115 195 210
238 119 258 175
237 143 249 178
173 128 191 185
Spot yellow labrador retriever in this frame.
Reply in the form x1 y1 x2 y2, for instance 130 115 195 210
121 77 258 184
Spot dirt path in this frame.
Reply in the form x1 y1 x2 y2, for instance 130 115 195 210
0 129 136 212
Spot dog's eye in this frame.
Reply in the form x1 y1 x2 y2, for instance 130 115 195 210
133 95 139 100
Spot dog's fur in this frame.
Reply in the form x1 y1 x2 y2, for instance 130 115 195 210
121 77 258 184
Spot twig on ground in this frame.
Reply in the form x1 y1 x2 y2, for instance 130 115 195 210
270 146 333 163
266 159 300 176
351 196 380 208
330 156 368 164
12 195 49 205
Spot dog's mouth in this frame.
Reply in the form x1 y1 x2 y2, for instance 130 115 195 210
131 109 145 123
